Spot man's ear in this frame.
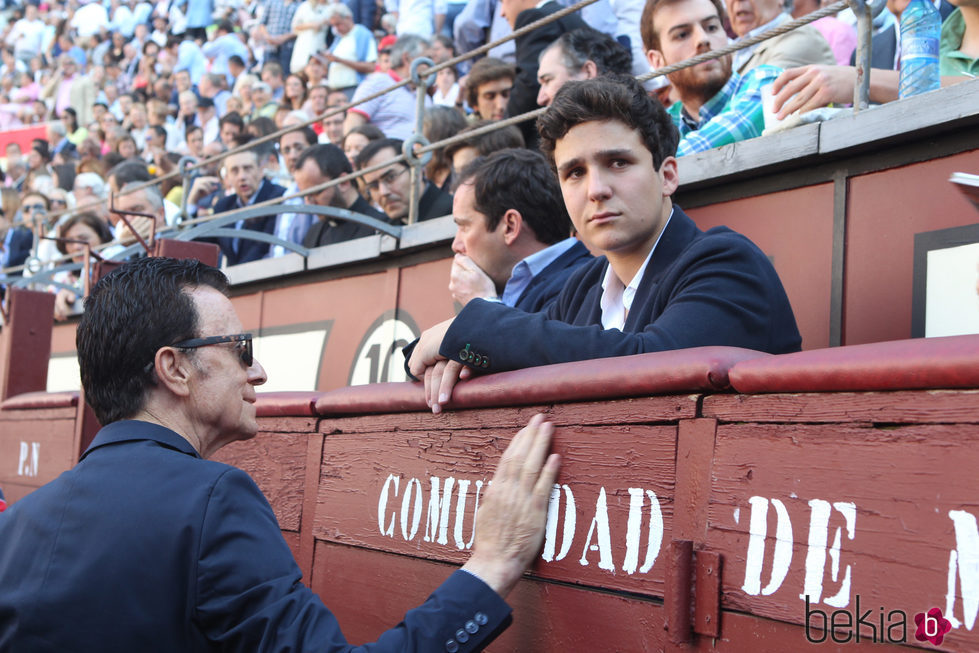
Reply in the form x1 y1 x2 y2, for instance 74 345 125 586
581 59 599 79
501 209 523 246
659 156 679 197
647 49 666 70
153 347 193 398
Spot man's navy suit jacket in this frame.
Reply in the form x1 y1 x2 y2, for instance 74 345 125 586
439 206 801 373
0 420 512 652
0 227 33 300
513 240 593 313
2 227 33 272
209 178 287 266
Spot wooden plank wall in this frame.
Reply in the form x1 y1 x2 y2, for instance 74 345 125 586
4 388 978 651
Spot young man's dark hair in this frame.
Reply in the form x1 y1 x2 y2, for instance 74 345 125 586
77 257 229 425
293 126 318 148
455 149 570 246
219 111 246 132
150 124 168 142
295 143 352 180
537 73 679 171
231 134 273 164
549 27 633 76
465 57 516 109
108 159 152 188
228 54 246 69
102 152 125 170
353 137 403 171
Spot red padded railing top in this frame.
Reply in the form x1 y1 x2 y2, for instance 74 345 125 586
314 346 768 415
728 334 979 393
1 391 78 411
254 391 322 417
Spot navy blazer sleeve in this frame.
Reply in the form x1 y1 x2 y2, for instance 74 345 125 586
195 468 512 652
438 223 801 373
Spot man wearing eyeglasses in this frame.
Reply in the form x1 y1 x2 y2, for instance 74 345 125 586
0 256 560 651
354 137 453 225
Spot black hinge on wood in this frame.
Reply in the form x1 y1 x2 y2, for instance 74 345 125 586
665 539 722 644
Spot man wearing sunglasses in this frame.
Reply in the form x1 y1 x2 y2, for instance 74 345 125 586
0 256 560 652
355 137 453 225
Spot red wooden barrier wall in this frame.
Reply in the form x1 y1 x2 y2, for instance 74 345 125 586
3 338 978 651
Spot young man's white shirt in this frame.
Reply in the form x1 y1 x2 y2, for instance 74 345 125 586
599 208 673 330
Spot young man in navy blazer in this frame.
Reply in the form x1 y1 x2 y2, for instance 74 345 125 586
448 148 592 313
408 74 801 413
0 257 560 651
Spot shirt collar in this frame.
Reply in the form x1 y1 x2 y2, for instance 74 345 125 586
734 12 790 67
238 178 265 207
676 72 741 127
81 419 201 461
501 237 578 306
518 237 577 278
599 208 674 330
744 11 790 40
940 9 966 55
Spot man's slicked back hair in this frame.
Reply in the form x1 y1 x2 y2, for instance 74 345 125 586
546 27 633 76
77 257 229 425
455 148 571 246
537 74 679 171
354 138 403 171
295 143 353 180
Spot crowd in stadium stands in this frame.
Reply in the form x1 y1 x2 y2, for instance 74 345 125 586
0 0 974 319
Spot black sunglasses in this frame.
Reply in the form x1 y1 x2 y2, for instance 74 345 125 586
171 333 254 367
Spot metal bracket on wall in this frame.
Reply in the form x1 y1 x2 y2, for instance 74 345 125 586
665 539 722 644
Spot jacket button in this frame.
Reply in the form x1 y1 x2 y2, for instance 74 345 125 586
473 354 482 366
445 639 459 652
474 612 489 625
467 352 475 362
465 619 478 634
458 348 469 359
481 357 489 368
455 628 469 643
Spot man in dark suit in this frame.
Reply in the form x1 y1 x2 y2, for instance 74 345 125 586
0 256 559 651
448 148 591 312
504 0 588 145
0 223 33 302
209 140 286 265
408 75 801 413
355 138 453 224
295 143 389 248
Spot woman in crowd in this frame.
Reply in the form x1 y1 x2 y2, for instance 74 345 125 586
341 123 383 166
61 107 88 146
422 106 467 191
283 72 309 111
52 213 113 321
